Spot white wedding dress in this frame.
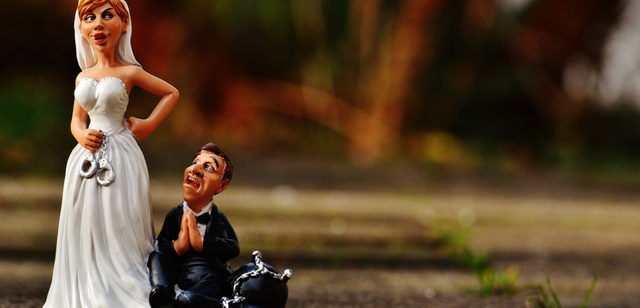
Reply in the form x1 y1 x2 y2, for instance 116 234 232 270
44 77 154 308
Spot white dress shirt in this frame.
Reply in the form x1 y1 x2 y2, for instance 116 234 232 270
183 201 212 236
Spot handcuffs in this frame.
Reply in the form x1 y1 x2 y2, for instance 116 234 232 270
79 133 115 186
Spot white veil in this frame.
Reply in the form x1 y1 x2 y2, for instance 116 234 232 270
74 0 141 70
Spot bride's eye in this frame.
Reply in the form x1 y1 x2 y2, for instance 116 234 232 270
103 12 114 20
83 14 96 22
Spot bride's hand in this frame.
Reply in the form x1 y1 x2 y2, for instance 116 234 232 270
125 117 153 141
79 129 103 152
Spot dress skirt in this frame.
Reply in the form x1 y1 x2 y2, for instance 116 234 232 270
44 125 154 308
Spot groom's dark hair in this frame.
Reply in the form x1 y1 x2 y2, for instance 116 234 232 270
196 142 234 183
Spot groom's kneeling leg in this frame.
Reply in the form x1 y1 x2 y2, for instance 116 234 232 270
148 251 176 308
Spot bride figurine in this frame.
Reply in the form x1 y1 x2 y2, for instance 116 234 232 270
44 0 179 306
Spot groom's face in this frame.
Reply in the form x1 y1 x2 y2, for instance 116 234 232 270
182 151 229 209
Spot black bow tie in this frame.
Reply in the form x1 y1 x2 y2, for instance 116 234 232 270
195 213 211 225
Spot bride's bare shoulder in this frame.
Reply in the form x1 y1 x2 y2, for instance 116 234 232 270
121 65 151 80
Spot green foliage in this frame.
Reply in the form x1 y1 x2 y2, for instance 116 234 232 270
432 220 520 296
433 218 599 302
0 83 56 139
2 0 640 175
526 274 599 308
0 76 70 175
432 219 471 251
473 265 520 296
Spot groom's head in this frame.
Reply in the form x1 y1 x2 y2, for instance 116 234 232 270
182 142 234 209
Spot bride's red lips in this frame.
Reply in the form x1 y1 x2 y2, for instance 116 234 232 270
93 33 107 43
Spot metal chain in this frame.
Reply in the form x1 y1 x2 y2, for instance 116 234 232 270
96 134 115 186
220 295 246 308
100 134 108 160
222 251 293 307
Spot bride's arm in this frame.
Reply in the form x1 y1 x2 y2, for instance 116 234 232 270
71 78 103 152
126 67 179 141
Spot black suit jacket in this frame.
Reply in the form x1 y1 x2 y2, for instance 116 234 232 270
156 202 240 277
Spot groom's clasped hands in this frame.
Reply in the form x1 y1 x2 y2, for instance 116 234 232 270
173 209 204 255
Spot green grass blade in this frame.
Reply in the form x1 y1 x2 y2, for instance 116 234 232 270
579 273 599 308
546 277 562 308
538 283 550 306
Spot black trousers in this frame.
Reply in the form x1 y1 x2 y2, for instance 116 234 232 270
148 251 230 308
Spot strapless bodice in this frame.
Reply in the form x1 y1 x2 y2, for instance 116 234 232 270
75 77 129 134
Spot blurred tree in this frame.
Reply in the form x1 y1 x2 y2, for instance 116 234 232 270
410 0 622 169
167 0 445 163
3 0 640 176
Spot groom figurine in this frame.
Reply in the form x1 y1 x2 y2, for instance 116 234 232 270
149 142 240 308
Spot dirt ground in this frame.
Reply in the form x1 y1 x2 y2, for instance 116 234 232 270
1 174 640 307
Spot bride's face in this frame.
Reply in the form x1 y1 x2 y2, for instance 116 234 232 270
80 3 125 53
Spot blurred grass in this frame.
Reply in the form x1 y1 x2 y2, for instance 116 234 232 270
0 176 446 268
3 174 640 266
3 174 640 306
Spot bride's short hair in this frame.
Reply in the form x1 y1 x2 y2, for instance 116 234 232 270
77 0 130 29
